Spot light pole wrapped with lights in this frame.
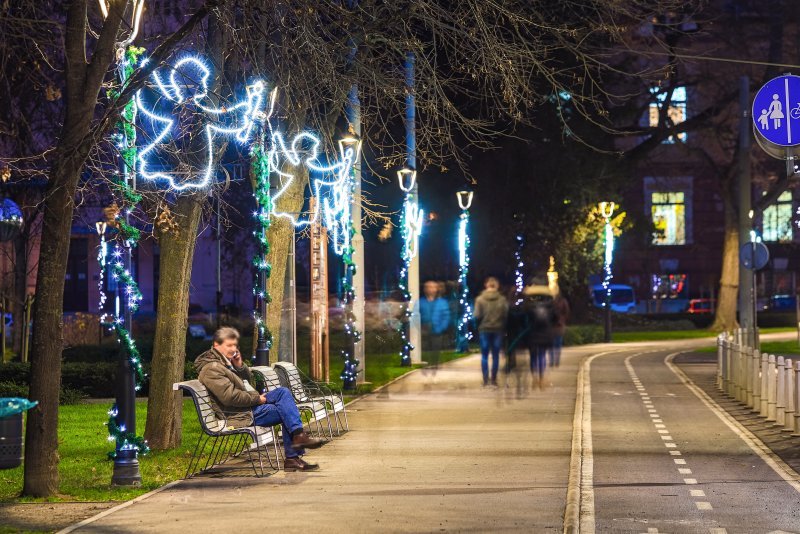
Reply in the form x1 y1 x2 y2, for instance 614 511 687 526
599 201 616 343
456 190 473 353
337 136 363 389
398 168 422 366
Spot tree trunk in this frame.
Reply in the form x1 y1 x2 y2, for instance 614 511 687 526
11 225 28 357
23 155 84 496
144 195 207 449
265 167 308 363
710 184 739 332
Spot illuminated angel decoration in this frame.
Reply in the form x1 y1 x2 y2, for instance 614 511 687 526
135 56 268 191
268 131 356 255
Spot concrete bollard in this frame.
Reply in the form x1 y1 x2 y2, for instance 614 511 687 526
752 349 761 411
716 336 723 390
776 356 786 425
784 358 795 432
794 361 800 437
746 347 756 408
760 353 770 417
734 339 743 402
725 337 734 397
767 354 778 422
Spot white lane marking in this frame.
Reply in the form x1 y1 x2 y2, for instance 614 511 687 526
690 489 705 497
648 409 657 413
653 419 663 423
669 451 682 455
709 528 727 534
684 478 698 484
679 468 693 474
655 424 666 428
661 435 673 440
674 459 687 465
665 443 677 448
665 353 800 494
696 501 713 510
658 429 669 433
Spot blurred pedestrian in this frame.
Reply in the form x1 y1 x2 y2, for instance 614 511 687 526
418 279 451 376
474 276 508 386
549 286 570 367
520 276 556 389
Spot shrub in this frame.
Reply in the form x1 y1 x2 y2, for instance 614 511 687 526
0 381 28 398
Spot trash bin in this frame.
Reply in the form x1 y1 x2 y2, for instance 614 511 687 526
0 397 38 469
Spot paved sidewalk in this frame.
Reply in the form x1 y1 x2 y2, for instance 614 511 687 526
66 351 588 533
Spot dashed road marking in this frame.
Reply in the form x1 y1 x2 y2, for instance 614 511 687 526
678 468 692 474
695 501 713 510
709 528 727 534
669 451 681 456
684 478 698 484
674 459 686 465
665 442 677 448
655 424 666 428
690 489 705 497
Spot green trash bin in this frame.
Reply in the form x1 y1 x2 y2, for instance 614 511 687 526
0 397 38 469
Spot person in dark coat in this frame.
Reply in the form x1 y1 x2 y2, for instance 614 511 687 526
520 278 557 388
549 286 570 367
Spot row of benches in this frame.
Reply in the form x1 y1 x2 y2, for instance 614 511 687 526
173 361 349 478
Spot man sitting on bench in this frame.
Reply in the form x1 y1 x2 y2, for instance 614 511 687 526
195 327 325 472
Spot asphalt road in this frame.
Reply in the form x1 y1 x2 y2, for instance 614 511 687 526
59 339 800 533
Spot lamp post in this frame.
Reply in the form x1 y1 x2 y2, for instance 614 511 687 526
398 168 421 366
456 190 473 352
599 201 616 343
338 136 363 388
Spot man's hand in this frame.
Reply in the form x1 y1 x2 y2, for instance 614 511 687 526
229 350 243 368
259 393 267 404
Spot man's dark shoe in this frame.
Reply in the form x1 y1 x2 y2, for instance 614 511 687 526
284 456 319 472
290 431 326 450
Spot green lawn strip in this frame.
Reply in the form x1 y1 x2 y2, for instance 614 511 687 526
1 349 474 503
613 326 794 343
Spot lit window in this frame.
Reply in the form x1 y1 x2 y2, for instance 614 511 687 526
651 191 686 245
649 86 687 143
762 191 793 242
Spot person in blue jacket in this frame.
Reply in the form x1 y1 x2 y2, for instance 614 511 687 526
418 279 451 376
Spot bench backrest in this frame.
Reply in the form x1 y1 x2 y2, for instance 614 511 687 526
272 362 310 402
174 380 225 433
250 366 283 392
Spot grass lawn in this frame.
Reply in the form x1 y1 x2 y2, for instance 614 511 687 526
613 326 795 343
0 348 471 503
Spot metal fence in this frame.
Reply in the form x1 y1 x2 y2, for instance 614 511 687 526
717 329 799 433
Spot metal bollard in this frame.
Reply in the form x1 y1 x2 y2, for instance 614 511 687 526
760 353 769 417
794 361 800 437
746 346 756 408
776 356 786 425
752 348 761 411
784 358 795 432
725 337 734 397
767 354 777 422
717 335 724 390
733 337 742 401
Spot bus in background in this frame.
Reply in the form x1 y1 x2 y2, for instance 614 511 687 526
590 284 637 314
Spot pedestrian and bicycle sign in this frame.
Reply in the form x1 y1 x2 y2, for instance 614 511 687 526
753 74 800 159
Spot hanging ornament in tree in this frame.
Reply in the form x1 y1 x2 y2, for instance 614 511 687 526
0 198 23 242
155 204 180 236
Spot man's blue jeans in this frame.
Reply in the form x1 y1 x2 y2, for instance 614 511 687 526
529 344 548 378
252 387 304 458
479 331 502 383
549 335 563 367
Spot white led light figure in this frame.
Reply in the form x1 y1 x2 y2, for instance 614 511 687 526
98 0 145 47
135 56 267 191
599 201 616 304
268 130 356 255
456 190 474 352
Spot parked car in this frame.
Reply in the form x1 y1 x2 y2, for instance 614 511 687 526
590 284 637 313
687 298 715 314
768 294 796 311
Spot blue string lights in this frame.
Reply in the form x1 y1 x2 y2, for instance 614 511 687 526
455 190 473 353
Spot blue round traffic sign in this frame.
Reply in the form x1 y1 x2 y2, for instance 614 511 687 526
753 74 800 147
739 241 769 271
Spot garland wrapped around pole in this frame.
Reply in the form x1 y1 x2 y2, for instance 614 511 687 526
104 45 149 468
251 132 273 365
339 139 362 389
397 169 422 366
455 190 473 353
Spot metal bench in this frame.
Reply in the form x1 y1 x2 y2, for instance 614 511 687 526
173 380 279 478
272 361 349 436
250 366 334 440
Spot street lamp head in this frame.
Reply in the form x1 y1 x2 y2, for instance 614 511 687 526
397 168 417 192
338 136 362 163
456 190 474 210
599 201 616 219
96 221 108 236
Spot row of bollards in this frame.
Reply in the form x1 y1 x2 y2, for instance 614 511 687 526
717 328 799 434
